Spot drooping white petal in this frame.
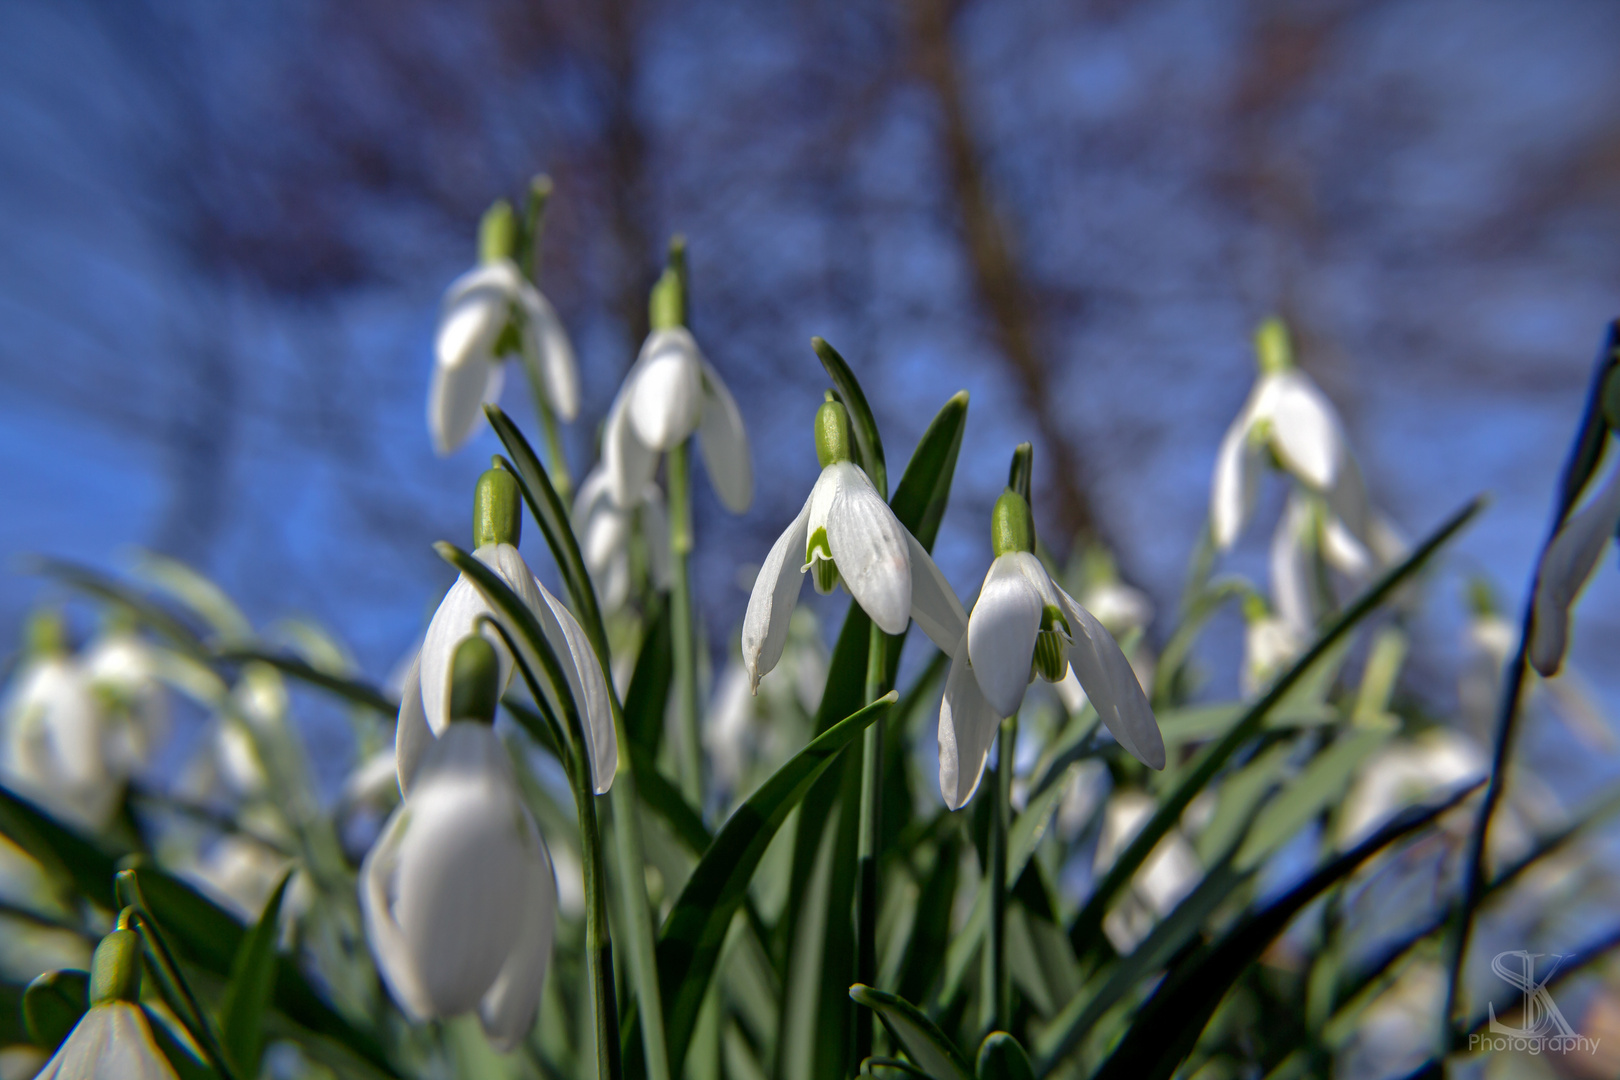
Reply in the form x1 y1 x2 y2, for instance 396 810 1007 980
359 805 435 1020
695 358 753 513
967 554 1045 719
35 1002 178 1080
517 284 580 421
394 725 530 1016
1210 410 1262 550
604 392 659 508
478 810 557 1050
394 654 433 797
1058 587 1165 770
823 462 912 635
904 533 968 654
1530 465 1620 676
534 583 618 794
1324 451 1372 547
742 499 813 692
938 641 1002 811
578 472 633 612
627 329 705 451
419 546 520 734
1269 494 1318 637
1265 371 1344 491
430 267 514 455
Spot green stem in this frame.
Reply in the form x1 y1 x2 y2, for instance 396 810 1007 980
573 768 622 1080
667 439 703 808
988 715 1014 1034
609 779 671 1080
854 625 892 1064
535 391 573 504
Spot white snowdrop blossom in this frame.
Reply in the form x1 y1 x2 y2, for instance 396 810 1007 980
1337 730 1486 848
429 258 579 455
742 399 965 693
936 491 1164 811
1242 604 1305 699
81 629 168 776
1210 319 1370 552
604 326 752 513
362 719 557 1052
574 465 671 612
1529 461 1620 677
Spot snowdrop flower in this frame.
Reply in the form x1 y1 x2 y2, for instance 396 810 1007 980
937 486 1164 810
1241 595 1305 698
1337 730 1485 848
81 626 168 776
603 283 751 513
34 922 178 1080
742 396 966 692
429 203 578 455
363 636 557 1052
0 613 119 832
1094 791 1200 954
574 465 671 612
1210 318 1369 551
397 468 616 796
1529 461 1620 676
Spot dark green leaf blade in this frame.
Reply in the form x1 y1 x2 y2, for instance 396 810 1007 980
849 984 972 1080
976 1032 1035 1080
658 692 898 1070
214 649 397 714
220 872 292 1077
22 969 88 1051
0 782 121 909
812 337 887 498
888 391 969 550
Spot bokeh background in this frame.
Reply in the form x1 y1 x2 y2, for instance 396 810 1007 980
3 0 1619 789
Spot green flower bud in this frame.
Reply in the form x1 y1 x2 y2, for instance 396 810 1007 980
1255 316 1293 375
649 235 689 330
991 491 1035 557
806 527 840 594
1031 604 1070 683
815 395 854 467
474 466 522 548
479 199 518 265
449 635 501 724
88 928 140 1005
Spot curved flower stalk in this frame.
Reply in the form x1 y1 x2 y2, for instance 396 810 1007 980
363 636 557 1052
1210 318 1371 551
937 486 1164 812
397 467 616 796
742 396 966 693
574 464 671 613
429 200 580 456
603 324 752 514
1529 458 1620 676
0 612 120 832
35 921 178 1080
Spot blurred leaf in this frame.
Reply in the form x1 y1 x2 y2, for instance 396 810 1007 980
813 337 887 498
659 692 898 1072
1235 729 1390 871
624 598 673 756
1350 626 1407 727
1081 782 1482 1080
22 969 87 1051
1155 703 1335 749
133 551 255 644
0 981 25 1047
219 872 291 1078
849 985 972 1080
976 1032 1034 1080
888 391 969 550
28 557 209 660
1067 497 1483 961
1151 579 1250 706
896 834 961 1006
214 648 397 714
144 1005 217 1080
0 782 121 909
1194 739 1291 866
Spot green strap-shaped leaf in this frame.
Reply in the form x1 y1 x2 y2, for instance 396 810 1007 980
888 391 969 551
144 1004 217 1080
976 1033 1034 1080
849 985 972 1080
214 649 397 714
623 598 673 756
0 782 122 909
220 872 292 1078
29 558 211 659
896 833 960 1006
1235 728 1390 870
813 337 888 498
1078 782 1482 1080
1067 497 1484 959
23 969 88 1051
657 692 898 1070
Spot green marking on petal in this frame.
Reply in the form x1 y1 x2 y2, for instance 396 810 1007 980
1032 604 1070 683
806 527 840 594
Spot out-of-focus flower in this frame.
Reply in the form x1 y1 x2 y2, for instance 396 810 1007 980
80 626 167 776
938 489 1164 811
1210 318 1370 552
1 613 118 832
1529 461 1620 676
574 465 671 612
429 240 579 455
363 641 556 1052
34 925 178 1080
1094 791 1200 954
1241 596 1306 699
1337 730 1485 848
743 398 962 692
603 326 750 513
